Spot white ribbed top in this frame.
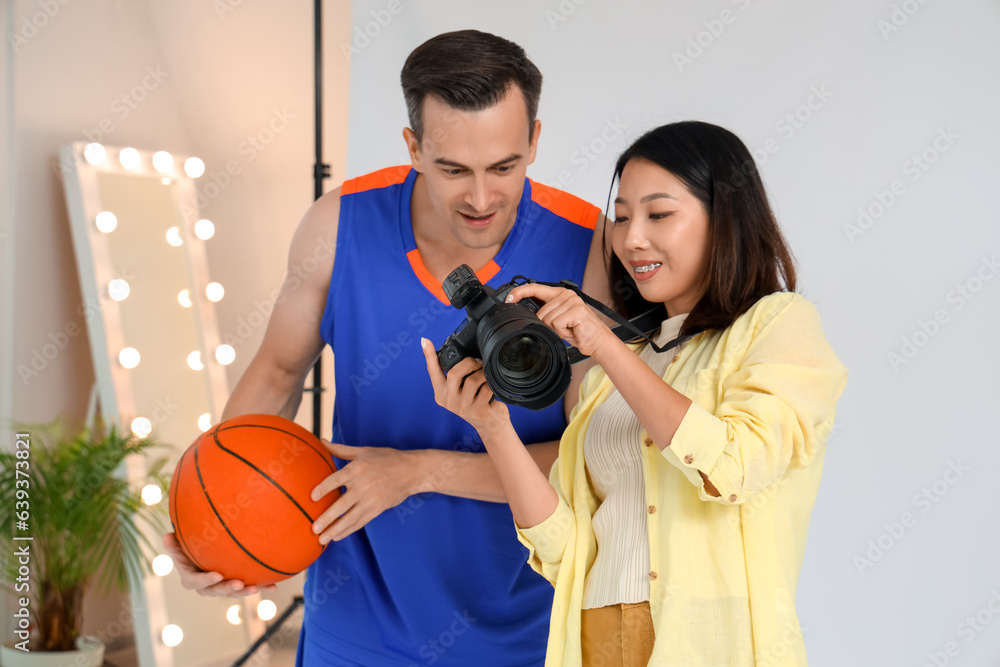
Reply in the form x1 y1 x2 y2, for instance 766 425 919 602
582 313 688 610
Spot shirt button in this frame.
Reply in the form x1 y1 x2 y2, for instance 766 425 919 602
644 437 654 447
671 354 680 364
683 454 693 464
647 505 656 514
648 571 658 580
729 494 738 503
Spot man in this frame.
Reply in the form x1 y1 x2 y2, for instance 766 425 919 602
164 30 607 665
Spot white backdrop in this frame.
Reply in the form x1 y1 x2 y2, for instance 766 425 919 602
343 1 1000 665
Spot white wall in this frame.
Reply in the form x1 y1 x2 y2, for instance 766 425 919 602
344 1 1000 664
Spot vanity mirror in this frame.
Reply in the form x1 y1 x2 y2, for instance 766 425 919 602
60 141 265 667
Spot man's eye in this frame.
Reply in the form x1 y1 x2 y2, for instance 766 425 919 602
496 165 513 173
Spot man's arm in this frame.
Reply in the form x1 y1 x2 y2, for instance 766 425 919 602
166 188 341 597
222 188 341 420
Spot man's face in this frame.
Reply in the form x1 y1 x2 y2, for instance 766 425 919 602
405 86 540 251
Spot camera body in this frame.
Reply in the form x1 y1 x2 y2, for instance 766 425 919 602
436 265 572 411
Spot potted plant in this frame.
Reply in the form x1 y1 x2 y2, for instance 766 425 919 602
0 417 169 666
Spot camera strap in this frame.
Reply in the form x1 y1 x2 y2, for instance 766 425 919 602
512 277 693 364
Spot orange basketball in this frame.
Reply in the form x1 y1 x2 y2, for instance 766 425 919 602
168 414 339 585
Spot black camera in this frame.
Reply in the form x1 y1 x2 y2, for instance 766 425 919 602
435 264 573 411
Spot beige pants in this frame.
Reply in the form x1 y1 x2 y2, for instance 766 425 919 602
580 601 655 667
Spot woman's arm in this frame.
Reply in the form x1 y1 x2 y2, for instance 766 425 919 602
420 341 560 529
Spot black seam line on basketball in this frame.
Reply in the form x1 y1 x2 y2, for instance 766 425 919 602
194 441 296 577
211 429 320 525
173 447 209 573
216 423 337 475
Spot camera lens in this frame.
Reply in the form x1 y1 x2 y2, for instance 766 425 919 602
478 304 572 411
496 334 553 387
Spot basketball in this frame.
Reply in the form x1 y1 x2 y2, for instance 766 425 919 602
168 414 339 585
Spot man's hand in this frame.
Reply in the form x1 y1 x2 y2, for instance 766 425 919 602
162 533 276 597
310 441 423 544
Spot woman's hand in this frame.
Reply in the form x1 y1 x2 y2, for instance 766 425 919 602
421 338 513 436
504 283 615 361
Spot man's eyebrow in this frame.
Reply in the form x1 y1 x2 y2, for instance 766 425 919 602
433 154 523 170
614 192 678 204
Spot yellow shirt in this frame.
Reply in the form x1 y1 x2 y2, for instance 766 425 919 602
516 292 848 667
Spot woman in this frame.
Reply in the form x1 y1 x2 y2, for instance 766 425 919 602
421 121 847 666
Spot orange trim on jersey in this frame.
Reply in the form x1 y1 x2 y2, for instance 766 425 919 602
406 250 501 304
341 165 411 196
529 180 601 230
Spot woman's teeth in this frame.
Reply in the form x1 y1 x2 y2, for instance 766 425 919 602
635 263 662 274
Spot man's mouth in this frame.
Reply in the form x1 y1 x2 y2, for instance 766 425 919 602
460 211 497 227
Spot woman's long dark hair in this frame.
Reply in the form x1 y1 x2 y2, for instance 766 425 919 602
605 121 797 335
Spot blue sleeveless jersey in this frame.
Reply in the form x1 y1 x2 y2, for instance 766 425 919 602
302 166 598 666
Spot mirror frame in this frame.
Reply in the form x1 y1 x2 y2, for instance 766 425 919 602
59 141 265 666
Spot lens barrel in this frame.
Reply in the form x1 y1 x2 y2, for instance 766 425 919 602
477 303 571 411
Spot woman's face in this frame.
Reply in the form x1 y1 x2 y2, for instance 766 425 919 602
612 158 711 316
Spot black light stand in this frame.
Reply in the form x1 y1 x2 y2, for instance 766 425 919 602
307 0 332 441
231 1 329 663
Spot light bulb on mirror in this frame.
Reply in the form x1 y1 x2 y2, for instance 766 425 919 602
152 555 174 577
162 624 183 647
215 344 235 366
166 226 183 247
257 600 277 621
119 147 141 170
152 151 174 173
226 605 242 626
205 282 224 302
119 347 140 369
131 417 152 438
141 484 163 505
198 413 213 432
108 279 130 301
194 219 215 240
184 157 205 178
95 211 118 233
178 289 192 308
187 351 204 371
84 143 106 165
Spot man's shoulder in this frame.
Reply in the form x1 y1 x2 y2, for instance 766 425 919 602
526 179 601 230
341 165 411 196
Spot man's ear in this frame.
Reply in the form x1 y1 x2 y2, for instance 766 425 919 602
403 127 422 169
527 119 542 165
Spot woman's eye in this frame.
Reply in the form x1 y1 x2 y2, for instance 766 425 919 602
649 212 673 220
612 216 628 225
